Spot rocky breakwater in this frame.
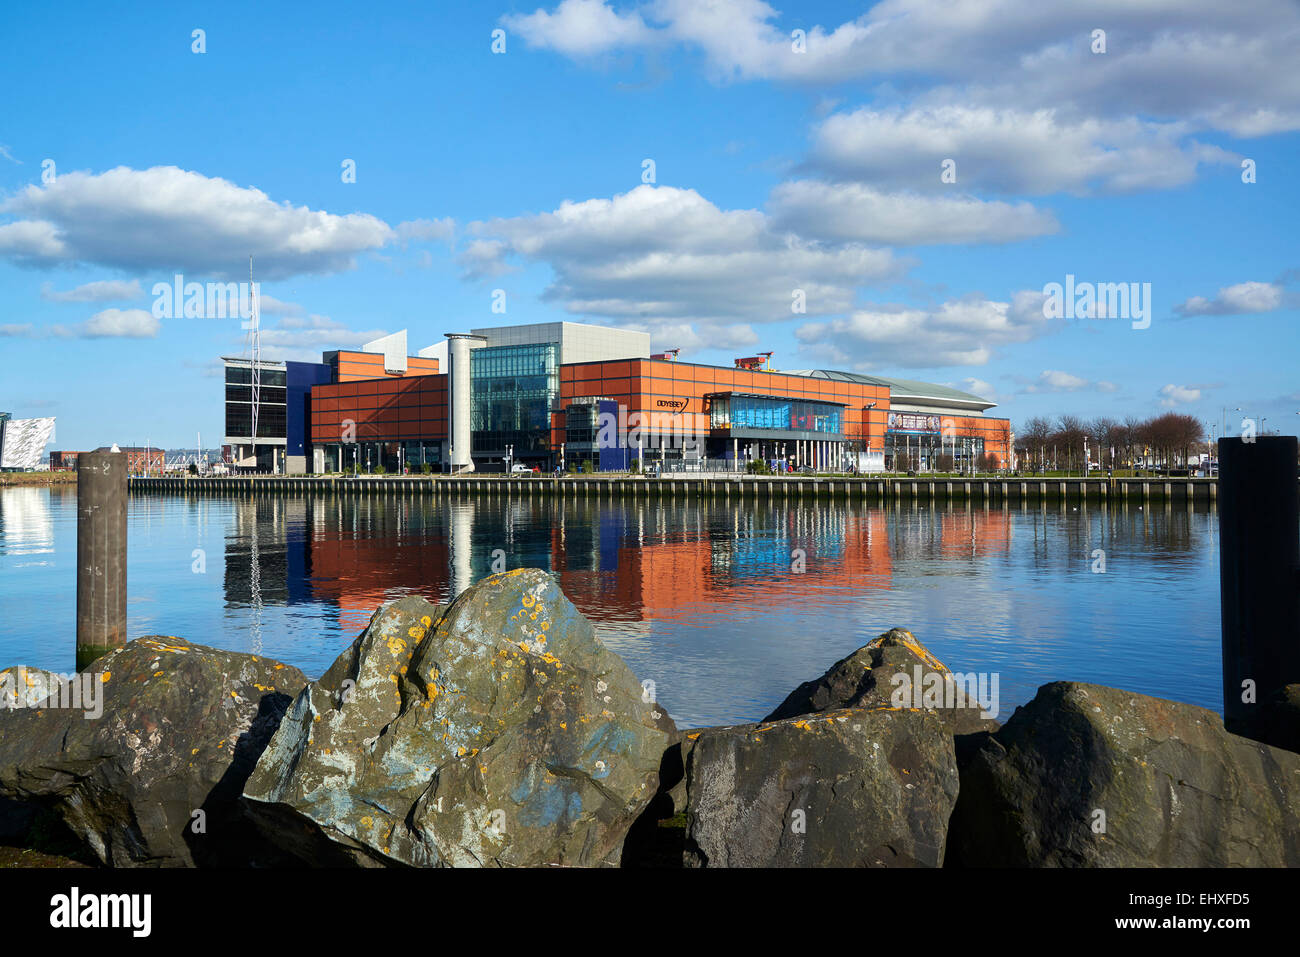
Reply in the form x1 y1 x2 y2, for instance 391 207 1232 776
2 571 1298 868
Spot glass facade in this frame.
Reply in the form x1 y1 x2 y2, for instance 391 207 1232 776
470 343 558 459
319 440 444 474
709 394 843 436
225 364 287 439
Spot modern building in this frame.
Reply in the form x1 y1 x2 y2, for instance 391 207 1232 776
223 330 440 473
224 320 1012 474
0 414 57 471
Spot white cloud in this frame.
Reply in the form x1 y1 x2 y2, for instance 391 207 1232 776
768 180 1058 244
794 291 1053 369
0 166 396 279
457 239 515 280
959 377 997 401
40 279 143 303
466 184 903 332
1174 280 1286 316
81 308 159 338
504 1 1300 136
1016 370 1122 394
257 294 304 317
808 106 1234 195
503 0 656 56
1159 383 1202 406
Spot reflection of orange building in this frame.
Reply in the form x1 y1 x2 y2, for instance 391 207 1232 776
549 504 895 620
284 499 1019 632
936 508 1013 559
302 499 453 630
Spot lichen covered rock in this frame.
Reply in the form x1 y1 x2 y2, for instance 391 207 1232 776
764 628 1000 735
243 569 676 866
0 638 307 866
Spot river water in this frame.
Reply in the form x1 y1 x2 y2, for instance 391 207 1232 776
0 486 1221 727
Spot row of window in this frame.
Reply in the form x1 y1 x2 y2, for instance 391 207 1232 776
226 385 287 404
225 406 286 438
225 367 287 387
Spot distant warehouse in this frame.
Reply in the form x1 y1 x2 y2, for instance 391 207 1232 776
221 321 1012 474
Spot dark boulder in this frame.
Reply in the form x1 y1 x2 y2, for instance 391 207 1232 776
680 707 959 867
0 638 307 867
764 628 1000 735
243 569 677 867
948 682 1300 867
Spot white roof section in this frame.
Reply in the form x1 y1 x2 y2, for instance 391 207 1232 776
417 340 448 366
362 330 408 374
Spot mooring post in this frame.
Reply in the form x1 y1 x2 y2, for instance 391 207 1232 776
76 449 128 670
1220 435 1300 749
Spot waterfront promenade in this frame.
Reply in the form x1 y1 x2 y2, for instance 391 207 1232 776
129 472 1225 504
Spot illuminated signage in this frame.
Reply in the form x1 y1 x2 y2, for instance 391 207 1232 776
887 412 940 433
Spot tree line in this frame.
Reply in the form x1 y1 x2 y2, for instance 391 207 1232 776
1016 412 1205 471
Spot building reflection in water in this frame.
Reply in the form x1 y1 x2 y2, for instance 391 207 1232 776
213 494 1109 633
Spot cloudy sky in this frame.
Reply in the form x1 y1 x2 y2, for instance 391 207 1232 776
1 0 1296 449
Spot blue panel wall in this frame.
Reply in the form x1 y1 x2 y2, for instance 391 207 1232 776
596 399 631 471
285 361 333 456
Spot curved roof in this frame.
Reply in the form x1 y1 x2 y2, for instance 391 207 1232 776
784 370 995 411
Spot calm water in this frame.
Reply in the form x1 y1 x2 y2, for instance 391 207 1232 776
0 486 1221 727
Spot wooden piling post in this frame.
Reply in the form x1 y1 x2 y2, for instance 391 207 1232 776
76 450 128 670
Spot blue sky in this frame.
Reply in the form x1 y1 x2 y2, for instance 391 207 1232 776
1 0 1296 450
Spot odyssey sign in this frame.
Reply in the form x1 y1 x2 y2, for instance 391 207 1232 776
655 397 689 412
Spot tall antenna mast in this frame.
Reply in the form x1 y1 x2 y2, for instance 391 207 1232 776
248 255 261 468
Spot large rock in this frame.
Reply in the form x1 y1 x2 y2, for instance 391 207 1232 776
0 638 307 866
948 682 1300 867
764 628 1000 735
680 707 959 867
243 569 677 867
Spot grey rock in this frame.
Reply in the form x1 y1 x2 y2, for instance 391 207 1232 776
243 569 676 867
948 682 1300 867
682 707 959 867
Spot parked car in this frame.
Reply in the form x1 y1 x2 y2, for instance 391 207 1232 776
510 463 532 473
